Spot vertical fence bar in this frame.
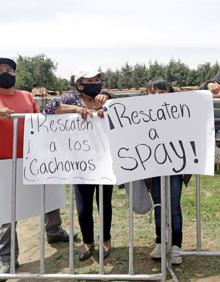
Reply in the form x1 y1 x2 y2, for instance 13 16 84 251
99 185 104 274
161 176 167 282
166 176 172 268
69 185 74 273
128 182 134 275
40 184 45 274
196 175 202 251
10 118 18 273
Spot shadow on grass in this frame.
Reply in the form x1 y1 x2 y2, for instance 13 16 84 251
14 243 220 282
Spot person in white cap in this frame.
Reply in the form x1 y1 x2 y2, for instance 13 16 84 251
44 66 110 118
44 66 113 261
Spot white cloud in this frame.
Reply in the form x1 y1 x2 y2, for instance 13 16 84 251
0 0 220 77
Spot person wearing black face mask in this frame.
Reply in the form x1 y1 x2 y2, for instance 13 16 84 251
0 58 78 280
44 66 111 119
44 66 113 261
0 71 16 89
81 82 102 98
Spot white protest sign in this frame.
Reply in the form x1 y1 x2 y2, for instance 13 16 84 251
23 113 116 185
104 90 215 185
0 159 65 225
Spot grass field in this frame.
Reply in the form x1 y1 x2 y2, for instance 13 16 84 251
15 174 220 282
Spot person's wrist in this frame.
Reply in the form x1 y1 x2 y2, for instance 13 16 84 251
74 106 81 113
101 92 111 99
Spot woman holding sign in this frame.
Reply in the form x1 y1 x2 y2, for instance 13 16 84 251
147 77 190 265
44 66 113 261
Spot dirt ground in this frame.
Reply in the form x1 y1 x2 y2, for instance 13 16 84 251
5 212 220 282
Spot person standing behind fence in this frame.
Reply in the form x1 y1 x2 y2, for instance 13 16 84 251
146 77 191 265
0 58 76 280
44 66 113 261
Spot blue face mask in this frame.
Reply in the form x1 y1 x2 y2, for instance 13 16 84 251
82 83 102 98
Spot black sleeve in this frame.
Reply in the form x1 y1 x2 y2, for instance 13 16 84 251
200 71 220 89
212 71 220 84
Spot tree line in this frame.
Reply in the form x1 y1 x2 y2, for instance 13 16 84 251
103 60 220 89
15 54 220 91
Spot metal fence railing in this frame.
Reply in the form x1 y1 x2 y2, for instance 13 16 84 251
1 99 220 281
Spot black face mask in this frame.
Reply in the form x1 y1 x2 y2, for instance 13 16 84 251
82 83 102 98
0 72 16 89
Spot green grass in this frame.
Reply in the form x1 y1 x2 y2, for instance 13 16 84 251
44 177 220 282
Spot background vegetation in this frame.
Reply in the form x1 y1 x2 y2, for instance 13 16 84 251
14 54 220 92
103 60 220 89
15 54 71 92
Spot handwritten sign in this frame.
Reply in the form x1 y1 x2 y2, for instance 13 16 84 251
23 114 116 184
104 90 215 185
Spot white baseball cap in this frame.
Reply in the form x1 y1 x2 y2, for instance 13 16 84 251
73 66 105 83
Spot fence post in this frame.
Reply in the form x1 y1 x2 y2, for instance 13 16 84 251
161 176 167 282
10 118 18 273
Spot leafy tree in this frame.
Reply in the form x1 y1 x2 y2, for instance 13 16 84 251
132 63 148 88
164 59 190 87
103 60 220 89
104 69 121 89
120 63 133 89
15 54 71 91
148 60 165 81
187 69 200 86
53 78 71 92
195 62 213 85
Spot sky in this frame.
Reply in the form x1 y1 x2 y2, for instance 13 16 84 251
0 0 220 79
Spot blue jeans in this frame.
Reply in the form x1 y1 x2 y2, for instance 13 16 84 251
75 185 113 244
150 175 183 247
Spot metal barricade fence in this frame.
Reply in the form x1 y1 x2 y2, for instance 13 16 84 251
167 99 220 281
0 114 166 281
1 99 220 281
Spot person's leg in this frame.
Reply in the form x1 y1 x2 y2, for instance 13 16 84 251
149 177 162 259
45 209 62 235
0 223 19 263
45 209 77 244
0 223 19 278
95 185 113 258
95 185 113 242
170 175 183 248
75 185 95 261
75 185 95 244
150 177 161 244
170 175 183 265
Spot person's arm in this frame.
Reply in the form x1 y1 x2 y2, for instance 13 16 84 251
44 95 92 119
44 95 81 114
201 71 220 95
55 103 83 114
55 103 93 119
